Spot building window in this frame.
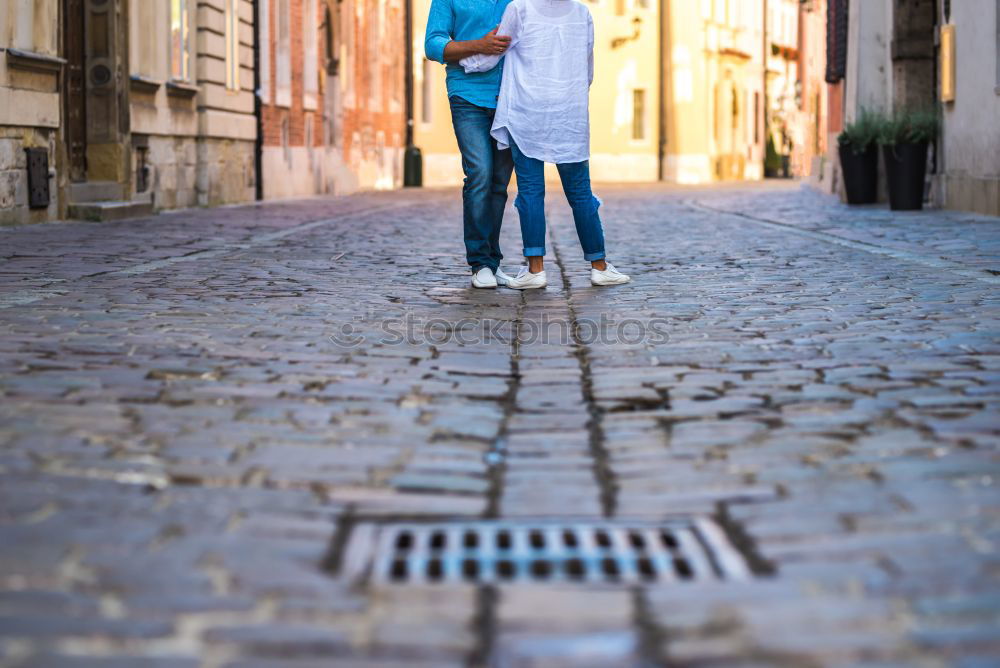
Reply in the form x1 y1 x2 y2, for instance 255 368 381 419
276 0 291 106
324 6 337 75
421 59 434 123
826 0 848 83
304 0 318 108
170 0 190 80
131 1 161 77
342 0 355 109
632 89 646 140
259 0 271 102
225 0 240 90
369 4 383 110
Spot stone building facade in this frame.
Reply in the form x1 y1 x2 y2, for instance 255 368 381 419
1 0 257 224
763 0 807 178
937 0 1000 216
1 0 407 224
258 0 406 199
790 0 829 179
818 0 999 216
0 0 63 225
129 0 257 212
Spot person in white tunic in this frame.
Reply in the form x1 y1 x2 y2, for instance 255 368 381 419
460 0 631 289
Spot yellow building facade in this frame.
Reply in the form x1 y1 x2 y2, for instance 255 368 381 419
412 0 661 185
411 0 771 185
662 0 766 183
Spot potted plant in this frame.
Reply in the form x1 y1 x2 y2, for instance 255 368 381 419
837 108 881 204
878 108 939 211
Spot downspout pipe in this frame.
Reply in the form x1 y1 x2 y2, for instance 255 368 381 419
403 0 423 186
657 0 666 181
762 0 769 178
253 0 264 201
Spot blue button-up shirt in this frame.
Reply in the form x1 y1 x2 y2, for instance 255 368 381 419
424 0 513 109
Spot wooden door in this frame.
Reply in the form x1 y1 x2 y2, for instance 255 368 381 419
63 0 87 182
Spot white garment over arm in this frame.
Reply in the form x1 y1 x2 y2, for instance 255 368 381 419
459 5 523 74
459 0 595 164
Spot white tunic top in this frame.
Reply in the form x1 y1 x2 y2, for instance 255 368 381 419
460 0 594 164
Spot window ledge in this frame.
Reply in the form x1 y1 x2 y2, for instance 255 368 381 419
130 75 163 94
275 88 292 109
166 80 199 99
4 48 66 74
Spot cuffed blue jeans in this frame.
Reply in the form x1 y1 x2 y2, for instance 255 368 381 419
510 139 606 261
449 96 515 272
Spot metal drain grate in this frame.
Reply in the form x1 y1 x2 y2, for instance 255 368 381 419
337 518 751 585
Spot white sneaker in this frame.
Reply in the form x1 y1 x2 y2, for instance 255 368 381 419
505 267 547 290
495 267 515 287
471 267 498 289
591 263 631 286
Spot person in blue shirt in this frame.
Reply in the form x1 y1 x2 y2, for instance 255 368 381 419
425 0 517 289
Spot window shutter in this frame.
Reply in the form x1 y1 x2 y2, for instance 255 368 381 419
826 0 849 83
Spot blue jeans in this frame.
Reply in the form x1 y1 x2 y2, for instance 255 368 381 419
510 140 606 261
449 96 514 272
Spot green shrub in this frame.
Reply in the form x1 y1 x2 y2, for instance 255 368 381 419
837 108 881 154
877 108 939 146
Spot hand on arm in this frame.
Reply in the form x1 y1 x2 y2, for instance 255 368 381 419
445 28 511 62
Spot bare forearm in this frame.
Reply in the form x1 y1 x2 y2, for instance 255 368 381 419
443 39 485 62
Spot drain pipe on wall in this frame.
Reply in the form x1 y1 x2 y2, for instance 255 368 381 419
403 0 423 186
253 0 264 201
657 0 667 181
761 0 769 178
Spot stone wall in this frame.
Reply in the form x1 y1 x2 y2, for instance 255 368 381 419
0 0 63 225
0 127 59 226
147 135 199 210
196 138 256 207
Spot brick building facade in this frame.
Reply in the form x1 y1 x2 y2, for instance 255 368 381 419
259 0 406 199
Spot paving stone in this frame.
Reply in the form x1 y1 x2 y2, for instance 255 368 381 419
0 185 998 665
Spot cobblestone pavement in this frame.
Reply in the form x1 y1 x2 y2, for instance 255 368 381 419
1 183 998 667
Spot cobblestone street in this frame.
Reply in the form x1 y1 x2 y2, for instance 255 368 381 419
1 183 999 667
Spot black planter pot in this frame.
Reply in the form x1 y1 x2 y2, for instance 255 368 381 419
882 141 928 211
838 143 878 204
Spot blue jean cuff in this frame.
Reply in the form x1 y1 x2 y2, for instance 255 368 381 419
472 264 498 273
584 251 606 261
523 247 546 257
